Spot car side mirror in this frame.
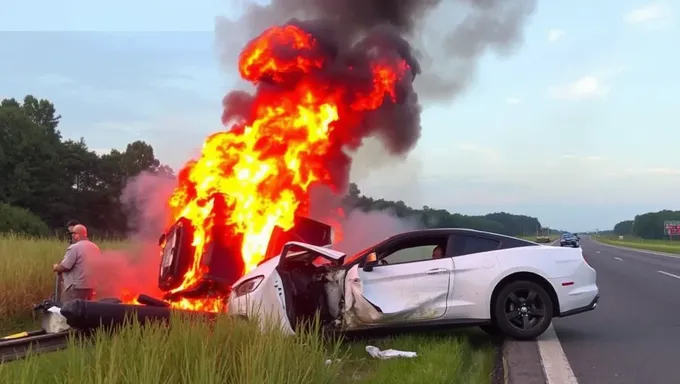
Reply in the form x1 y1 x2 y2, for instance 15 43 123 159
363 252 378 272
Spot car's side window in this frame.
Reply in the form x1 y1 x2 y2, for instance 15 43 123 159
377 235 451 265
382 245 436 264
454 235 500 256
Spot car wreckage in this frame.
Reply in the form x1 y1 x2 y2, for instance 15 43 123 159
227 224 600 341
1 215 600 362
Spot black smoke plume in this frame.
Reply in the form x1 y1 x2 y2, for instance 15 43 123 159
214 0 536 202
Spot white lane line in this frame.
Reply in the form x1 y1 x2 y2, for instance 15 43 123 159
657 270 680 280
537 323 579 384
614 257 622 261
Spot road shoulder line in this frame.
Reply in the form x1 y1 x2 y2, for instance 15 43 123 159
503 338 546 384
537 323 578 384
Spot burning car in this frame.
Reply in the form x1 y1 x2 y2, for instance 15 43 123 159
155 213 335 308
227 228 600 341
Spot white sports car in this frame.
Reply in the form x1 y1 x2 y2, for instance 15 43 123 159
228 227 600 340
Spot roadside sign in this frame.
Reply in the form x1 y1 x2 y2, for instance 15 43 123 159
664 220 680 236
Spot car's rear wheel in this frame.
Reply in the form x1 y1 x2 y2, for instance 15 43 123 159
492 280 553 340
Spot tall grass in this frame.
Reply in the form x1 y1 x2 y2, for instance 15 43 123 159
0 313 346 384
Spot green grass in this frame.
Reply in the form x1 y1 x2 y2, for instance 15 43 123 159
0 234 497 383
340 330 496 384
593 235 680 255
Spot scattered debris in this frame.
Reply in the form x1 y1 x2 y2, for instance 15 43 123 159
46 306 70 333
365 345 417 359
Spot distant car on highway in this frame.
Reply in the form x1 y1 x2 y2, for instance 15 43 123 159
536 235 552 243
560 233 580 248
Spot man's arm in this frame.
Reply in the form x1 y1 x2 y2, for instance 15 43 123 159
54 246 77 273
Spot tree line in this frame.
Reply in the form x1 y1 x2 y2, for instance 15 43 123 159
1 95 548 239
344 183 548 237
612 210 680 240
0 95 173 236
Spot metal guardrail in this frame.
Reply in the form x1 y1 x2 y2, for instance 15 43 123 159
0 331 72 363
0 274 71 363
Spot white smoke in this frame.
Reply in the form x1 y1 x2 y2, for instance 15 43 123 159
333 208 422 255
88 172 176 300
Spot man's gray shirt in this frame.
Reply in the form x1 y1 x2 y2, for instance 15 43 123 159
60 239 100 290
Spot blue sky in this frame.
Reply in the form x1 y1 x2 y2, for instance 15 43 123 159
1 1 678 232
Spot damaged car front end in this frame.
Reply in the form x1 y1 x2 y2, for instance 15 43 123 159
228 234 453 335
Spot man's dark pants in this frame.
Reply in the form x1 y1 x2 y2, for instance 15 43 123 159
61 286 94 302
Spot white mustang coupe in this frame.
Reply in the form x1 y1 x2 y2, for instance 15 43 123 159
228 226 599 340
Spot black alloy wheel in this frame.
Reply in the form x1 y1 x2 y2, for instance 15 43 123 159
493 280 553 340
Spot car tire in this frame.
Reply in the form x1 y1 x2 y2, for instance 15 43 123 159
492 280 554 341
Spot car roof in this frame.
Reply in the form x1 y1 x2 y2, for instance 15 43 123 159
380 228 536 245
342 227 538 266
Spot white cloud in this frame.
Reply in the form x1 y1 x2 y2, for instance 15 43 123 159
557 154 603 162
624 3 667 24
549 76 610 100
547 29 565 42
624 2 673 29
454 143 502 160
624 167 680 175
37 74 75 86
505 97 521 104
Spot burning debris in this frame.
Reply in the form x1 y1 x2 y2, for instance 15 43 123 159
152 20 422 311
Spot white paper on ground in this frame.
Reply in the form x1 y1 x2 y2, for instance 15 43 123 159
365 345 417 359
46 306 70 333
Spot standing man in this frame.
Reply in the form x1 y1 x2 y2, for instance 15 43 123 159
52 224 100 302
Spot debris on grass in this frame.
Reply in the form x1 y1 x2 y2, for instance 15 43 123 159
365 345 417 359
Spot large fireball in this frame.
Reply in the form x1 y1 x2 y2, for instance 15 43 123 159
164 22 418 311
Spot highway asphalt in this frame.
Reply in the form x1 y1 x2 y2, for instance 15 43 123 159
552 235 680 384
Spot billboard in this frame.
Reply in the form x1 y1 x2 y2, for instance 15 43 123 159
664 220 680 236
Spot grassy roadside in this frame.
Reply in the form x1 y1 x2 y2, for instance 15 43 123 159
0 235 497 383
592 235 680 255
0 315 496 384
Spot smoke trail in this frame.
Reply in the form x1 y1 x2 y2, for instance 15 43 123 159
87 172 175 300
214 0 537 202
215 0 537 104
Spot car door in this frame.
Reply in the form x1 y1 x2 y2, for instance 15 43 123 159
445 233 502 317
343 234 454 327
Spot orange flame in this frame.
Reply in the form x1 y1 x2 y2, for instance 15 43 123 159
161 24 409 311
